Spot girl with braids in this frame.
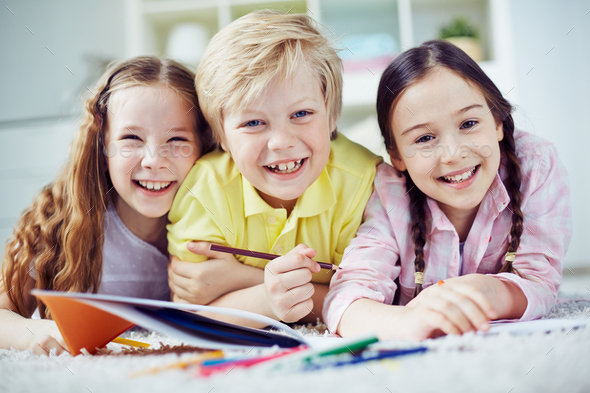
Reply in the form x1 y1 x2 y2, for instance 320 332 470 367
0 56 215 355
323 40 572 341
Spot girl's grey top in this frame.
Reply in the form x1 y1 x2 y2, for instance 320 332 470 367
31 203 170 318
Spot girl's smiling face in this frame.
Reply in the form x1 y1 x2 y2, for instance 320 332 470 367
390 68 504 215
104 84 200 220
221 67 332 212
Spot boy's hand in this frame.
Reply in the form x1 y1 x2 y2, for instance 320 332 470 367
169 242 246 305
400 274 502 340
24 319 69 356
264 244 320 323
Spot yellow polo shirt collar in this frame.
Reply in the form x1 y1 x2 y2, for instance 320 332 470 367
243 168 337 218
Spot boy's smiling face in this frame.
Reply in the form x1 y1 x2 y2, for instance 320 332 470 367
221 66 332 211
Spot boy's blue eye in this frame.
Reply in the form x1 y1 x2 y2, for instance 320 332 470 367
293 111 309 118
168 137 187 142
415 134 435 144
461 120 478 130
122 134 141 141
245 120 262 127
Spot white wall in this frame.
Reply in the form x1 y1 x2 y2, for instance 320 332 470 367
0 0 588 269
509 0 590 268
0 0 126 248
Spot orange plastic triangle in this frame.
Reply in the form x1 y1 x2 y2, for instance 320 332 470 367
35 293 135 355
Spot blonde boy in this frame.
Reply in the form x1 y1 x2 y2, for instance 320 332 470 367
167 10 381 324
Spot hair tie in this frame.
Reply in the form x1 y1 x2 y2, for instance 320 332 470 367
414 272 424 285
505 252 516 262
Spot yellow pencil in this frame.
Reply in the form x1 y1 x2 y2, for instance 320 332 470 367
112 336 151 348
130 350 225 377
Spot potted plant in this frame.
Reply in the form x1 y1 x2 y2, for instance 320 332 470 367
439 17 483 62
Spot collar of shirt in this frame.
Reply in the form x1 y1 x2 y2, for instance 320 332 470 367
242 168 337 218
425 172 511 235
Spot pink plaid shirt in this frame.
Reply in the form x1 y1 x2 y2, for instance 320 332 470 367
324 130 572 333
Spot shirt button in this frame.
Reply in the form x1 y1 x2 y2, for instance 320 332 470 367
267 216 276 224
275 246 283 254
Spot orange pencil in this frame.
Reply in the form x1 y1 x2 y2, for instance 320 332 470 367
209 244 341 270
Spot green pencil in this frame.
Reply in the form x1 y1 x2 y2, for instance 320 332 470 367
302 334 379 362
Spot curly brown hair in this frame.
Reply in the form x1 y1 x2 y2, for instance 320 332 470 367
1 56 215 318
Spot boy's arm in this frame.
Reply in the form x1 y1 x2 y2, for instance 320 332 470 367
168 243 264 305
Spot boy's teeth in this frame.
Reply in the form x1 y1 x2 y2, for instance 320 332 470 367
147 181 154 189
266 159 303 174
154 182 161 190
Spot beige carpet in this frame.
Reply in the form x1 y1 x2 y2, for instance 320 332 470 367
1 291 589 393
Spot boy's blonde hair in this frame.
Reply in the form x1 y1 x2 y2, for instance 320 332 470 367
196 9 343 143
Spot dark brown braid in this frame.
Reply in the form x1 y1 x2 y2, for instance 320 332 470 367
406 175 428 297
376 40 525 299
497 117 524 275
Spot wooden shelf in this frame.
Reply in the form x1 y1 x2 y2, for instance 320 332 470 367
127 0 514 109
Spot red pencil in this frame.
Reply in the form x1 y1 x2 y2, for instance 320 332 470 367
197 346 307 377
209 244 341 271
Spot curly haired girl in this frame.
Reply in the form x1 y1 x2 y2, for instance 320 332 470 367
0 56 215 354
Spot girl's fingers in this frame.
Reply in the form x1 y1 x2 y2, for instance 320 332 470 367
437 289 490 332
425 296 474 334
54 333 69 354
33 336 68 356
425 310 462 336
450 284 497 322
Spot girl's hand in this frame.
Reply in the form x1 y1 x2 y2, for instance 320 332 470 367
169 242 249 305
24 319 69 356
264 244 320 323
402 274 502 339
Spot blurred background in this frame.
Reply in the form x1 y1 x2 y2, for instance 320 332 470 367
1 0 589 287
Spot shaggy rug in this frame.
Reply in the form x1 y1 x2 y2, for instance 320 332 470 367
1 291 589 393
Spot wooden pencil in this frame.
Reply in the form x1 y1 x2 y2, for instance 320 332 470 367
209 244 341 270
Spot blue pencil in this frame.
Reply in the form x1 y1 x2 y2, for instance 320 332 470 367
303 347 428 371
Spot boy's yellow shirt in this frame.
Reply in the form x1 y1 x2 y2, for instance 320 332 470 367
167 133 382 284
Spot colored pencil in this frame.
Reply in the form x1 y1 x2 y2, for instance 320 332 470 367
112 337 150 348
131 350 224 377
210 244 341 270
303 347 428 371
197 346 307 377
302 335 379 361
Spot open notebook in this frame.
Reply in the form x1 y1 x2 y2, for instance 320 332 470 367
32 290 308 355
